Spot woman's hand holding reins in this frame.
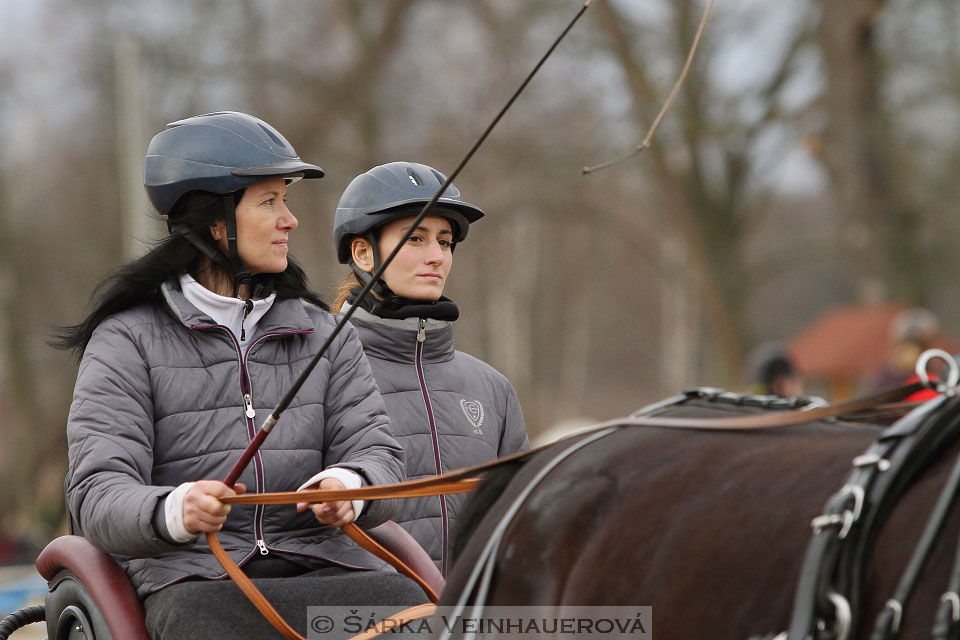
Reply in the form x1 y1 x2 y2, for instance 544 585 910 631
183 480 246 534
297 477 355 528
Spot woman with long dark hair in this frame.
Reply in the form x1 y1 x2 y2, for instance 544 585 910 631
58 113 425 638
331 161 530 577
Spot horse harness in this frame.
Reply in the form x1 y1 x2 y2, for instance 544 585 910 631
613 379 960 640
752 391 960 640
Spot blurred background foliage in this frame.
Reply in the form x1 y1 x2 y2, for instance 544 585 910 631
1 0 960 554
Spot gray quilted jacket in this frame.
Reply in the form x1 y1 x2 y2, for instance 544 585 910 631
66 279 403 597
345 304 529 576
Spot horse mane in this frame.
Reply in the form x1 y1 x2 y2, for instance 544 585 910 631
451 459 527 564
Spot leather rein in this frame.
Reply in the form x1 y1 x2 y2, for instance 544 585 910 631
221 377 928 511
207 380 933 640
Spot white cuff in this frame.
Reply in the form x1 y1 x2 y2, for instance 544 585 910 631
165 482 199 543
297 468 364 522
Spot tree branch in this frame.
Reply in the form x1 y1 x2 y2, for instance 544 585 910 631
583 0 714 174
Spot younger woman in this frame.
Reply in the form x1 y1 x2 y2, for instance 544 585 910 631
332 162 530 576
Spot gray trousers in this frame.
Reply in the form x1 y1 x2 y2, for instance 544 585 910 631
143 561 428 640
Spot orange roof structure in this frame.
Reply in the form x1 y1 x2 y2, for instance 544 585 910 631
788 303 949 380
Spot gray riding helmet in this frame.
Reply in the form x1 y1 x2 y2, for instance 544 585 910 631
333 161 484 264
144 111 324 217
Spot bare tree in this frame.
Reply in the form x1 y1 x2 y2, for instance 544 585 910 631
591 0 820 381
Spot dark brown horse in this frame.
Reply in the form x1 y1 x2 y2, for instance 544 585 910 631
442 391 960 640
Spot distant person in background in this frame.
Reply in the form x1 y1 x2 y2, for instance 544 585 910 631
747 342 804 397
873 307 942 401
873 307 940 389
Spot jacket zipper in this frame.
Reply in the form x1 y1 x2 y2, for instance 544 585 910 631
415 317 449 576
240 299 254 342
235 328 312 558
164 324 271 572
234 333 269 556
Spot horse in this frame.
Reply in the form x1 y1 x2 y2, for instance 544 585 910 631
440 388 960 640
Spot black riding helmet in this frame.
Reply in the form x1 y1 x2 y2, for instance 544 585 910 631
144 111 324 287
333 161 483 296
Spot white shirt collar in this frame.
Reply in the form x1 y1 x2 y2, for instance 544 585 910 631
179 273 276 348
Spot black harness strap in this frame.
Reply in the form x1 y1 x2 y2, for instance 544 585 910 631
871 444 960 639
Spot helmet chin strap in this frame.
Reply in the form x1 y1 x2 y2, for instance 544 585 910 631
170 194 277 299
349 232 395 299
223 194 252 295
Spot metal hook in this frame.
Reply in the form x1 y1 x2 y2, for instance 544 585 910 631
839 484 865 523
941 592 960 622
827 592 852 640
915 348 960 390
884 599 903 634
801 396 830 411
853 453 891 471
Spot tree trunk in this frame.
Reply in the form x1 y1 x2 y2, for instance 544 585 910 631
818 0 923 303
593 0 746 383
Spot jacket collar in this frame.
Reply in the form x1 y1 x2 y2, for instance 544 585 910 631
344 302 455 364
160 278 315 336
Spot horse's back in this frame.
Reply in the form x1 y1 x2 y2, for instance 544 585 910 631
446 397 960 639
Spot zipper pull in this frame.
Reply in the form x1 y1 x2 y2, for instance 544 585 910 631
243 394 256 419
257 539 269 555
417 318 427 343
240 299 254 341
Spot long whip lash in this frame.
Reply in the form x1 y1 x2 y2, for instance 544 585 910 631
209 5 595 638
582 0 714 175
225 0 593 487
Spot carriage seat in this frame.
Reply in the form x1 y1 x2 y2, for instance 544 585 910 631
36 522 444 640
37 535 148 640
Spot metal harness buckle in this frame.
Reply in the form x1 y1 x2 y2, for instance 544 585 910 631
810 485 864 539
915 348 960 393
852 453 891 472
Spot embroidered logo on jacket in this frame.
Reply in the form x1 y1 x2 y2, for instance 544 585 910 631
460 399 485 435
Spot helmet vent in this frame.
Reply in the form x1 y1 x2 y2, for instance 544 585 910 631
406 168 424 186
258 123 286 147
